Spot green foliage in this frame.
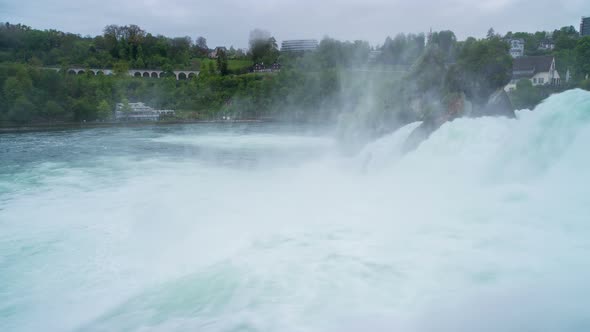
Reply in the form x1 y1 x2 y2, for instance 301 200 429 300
0 61 343 125
195 36 208 55
97 100 112 120
121 98 131 114
575 37 590 79
0 23 206 70
553 48 575 79
207 62 216 76
506 30 551 56
509 79 545 109
486 28 497 39
280 38 372 72
135 57 145 69
2 22 590 128
8 96 35 123
216 50 229 76
379 33 424 65
44 100 66 120
553 26 579 50
430 30 457 60
198 58 252 71
113 61 129 76
249 29 279 65
2 67 32 102
456 37 512 102
410 47 447 92
505 26 582 82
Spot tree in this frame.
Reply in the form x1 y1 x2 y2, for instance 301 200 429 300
113 60 129 77
120 98 131 119
196 36 208 55
207 62 216 75
170 36 191 65
103 24 121 58
8 96 35 123
575 37 590 80
216 49 229 75
3 68 32 103
456 37 512 103
249 29 271 48
161 63 175 78
553 25 579 51
486 28 497 40
380 33 425 65
135 57 145 69
430 30 457 59
249 29 278 64
97 100 112 120
381 34 406 64
410 47 447 93
509 79 544 109
44 100 65 120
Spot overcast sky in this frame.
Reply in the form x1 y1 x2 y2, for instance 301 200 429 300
2 0 589 48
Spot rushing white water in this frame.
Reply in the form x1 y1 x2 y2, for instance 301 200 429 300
1 89 590 331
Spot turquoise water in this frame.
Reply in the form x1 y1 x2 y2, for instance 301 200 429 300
1 90 590 331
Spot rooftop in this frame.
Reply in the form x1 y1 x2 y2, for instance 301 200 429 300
512 56 554 79
281 39 319 52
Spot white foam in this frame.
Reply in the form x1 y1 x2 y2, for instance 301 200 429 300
1 89 590 331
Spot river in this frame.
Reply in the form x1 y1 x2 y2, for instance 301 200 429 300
1 89 590 331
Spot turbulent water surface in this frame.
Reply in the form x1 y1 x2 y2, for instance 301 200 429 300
2 90 590 331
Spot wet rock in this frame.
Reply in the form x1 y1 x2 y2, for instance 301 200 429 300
402 90 514 153
402 116 442 153
473 89 515 118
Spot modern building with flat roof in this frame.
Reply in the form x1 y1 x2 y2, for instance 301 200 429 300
281 39 319 52
581 16 590 36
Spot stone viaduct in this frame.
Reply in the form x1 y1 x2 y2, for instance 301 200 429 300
45 67 200 80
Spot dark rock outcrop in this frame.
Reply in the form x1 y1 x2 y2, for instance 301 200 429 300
472 89 515 118
402 116 444 153
403 89 515 152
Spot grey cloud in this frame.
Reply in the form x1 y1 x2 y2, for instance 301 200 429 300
2 0 589 48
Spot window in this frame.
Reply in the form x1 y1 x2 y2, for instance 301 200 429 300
539 78 544 84
533 78 537 84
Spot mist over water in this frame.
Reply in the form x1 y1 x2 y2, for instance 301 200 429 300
1 90 590 331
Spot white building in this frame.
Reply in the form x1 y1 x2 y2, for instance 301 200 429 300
509 39 525 58
504 56 561 92
538 39 555 51
115 102 175 121
281 39 319 52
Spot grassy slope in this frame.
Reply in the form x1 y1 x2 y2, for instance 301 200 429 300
197 58 253 70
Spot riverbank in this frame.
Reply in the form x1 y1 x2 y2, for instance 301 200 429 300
0 119 271 133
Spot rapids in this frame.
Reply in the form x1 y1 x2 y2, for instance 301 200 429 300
1 89 590 331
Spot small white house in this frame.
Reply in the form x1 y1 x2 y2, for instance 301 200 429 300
504 56 561 92
509 39 525 58
538 40 555 51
